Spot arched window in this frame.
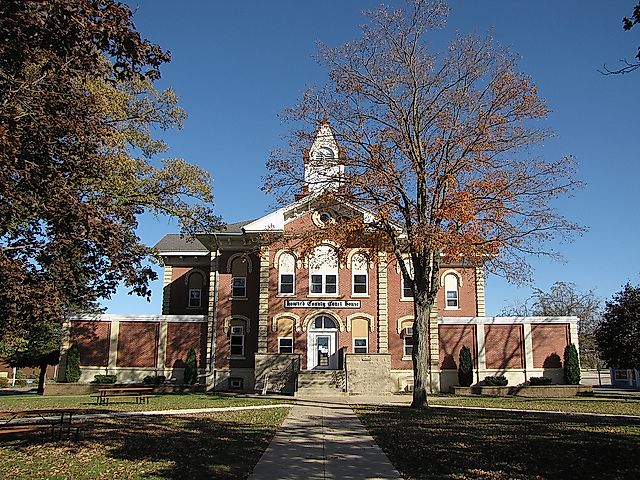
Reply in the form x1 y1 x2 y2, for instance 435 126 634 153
444 273 459 309
311 315 337 330
309 245 338 295
351 318 369 353
399 319 414 358
277 318 295 353
187 272 204 308
278 252 296 295
316 147 335 161
231 256 248 298
351 253 368 296
401 260 414 299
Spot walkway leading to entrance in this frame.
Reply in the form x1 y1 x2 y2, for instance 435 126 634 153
249 397 401 480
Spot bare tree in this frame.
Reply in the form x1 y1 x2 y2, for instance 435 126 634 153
266 0 583 408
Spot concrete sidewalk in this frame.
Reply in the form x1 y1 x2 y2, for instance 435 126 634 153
249 397 402 480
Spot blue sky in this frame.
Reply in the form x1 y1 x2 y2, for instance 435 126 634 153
104 0 640 315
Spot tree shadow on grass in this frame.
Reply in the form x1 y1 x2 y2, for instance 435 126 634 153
356 405 640 480
1 410 288 480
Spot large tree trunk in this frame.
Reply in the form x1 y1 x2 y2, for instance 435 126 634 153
37 363 47 395
411 291 435 408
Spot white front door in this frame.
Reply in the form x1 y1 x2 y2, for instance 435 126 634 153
307 332 337 370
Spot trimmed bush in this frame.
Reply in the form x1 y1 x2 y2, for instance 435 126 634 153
0 377 8 388
458 345 474 387
484 374 508 386
184 347 197 385
564 343 581 385
529 376 553 386
143 375 166 386
91 374 117 384
65 343 81 383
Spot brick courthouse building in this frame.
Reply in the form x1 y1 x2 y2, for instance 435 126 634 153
60 124 579 394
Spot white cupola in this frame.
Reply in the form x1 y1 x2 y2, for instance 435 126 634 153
304 121 344 193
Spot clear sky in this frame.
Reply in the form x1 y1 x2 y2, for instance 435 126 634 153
104 0 640 316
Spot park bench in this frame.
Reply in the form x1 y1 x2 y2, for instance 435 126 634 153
91 387 154 405
0 409 80 440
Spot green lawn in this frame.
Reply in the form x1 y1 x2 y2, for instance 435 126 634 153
356 404 640 480
0 392 289 413
0 407 290 479
428 394 640 416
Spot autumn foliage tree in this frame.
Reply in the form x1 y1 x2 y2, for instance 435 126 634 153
266 0 581 408
0 0 220 370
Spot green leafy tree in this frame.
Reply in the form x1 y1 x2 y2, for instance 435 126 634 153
0 1 221 353
501 282 602 368
458 345 473 387
595 283 640 370
266 0 582 408
64 343 81 384
184 347 197 385
563 343 581 385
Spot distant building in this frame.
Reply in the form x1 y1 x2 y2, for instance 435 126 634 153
58 123 579 394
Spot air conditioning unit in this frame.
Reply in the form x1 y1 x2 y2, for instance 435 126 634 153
230 326 244 335
404 326 413 336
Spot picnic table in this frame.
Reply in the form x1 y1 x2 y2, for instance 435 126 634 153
92 387 154 405
0 409 79 440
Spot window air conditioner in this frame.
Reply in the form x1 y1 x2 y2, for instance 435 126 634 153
230 326 244 335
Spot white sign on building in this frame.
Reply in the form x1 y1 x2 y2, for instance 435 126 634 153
284 300 361 309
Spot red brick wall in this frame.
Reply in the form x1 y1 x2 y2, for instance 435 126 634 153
531 324 569 368
484 324 524 369
72 320 110 366
215 251 259 369
165 322 208 369
168 266 210 315
439 324 476 370
117 322 159 367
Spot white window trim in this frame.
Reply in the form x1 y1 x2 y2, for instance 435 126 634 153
353 337 368 354
232 276 247 298
401 276 414 301
278 272 295 296
308 273 339 296
352 271 368 297
188 288 202 308
444 273 460 310
278 337 294 354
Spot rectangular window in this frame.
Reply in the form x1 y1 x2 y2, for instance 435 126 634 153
404 336 413 357
188 288 201 308
232 277 246 298
353 274 367 295
402 281 413 299
229 377 243 390
279 274 294 294
230 333 244 356
325 275 337 294
446 290 458 308
310 274 337 294
353 338 368 354
279 337 294 354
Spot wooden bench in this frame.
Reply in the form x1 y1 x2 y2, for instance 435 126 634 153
0 409 80 440
91 387 154 405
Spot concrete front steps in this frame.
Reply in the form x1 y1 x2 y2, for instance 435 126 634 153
295 370 345 397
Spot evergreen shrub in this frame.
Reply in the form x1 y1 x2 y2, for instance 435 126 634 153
65 343 81 383
184 348 197 385
483 374 508 386
458 345 474 387
564 343 581 385
529 376 553 386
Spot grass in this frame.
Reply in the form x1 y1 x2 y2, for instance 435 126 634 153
428 394 640 416
0 407 290 479
0 392 289 413
356 404 640 479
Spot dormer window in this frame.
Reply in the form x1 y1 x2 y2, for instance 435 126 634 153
316 147 335 161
